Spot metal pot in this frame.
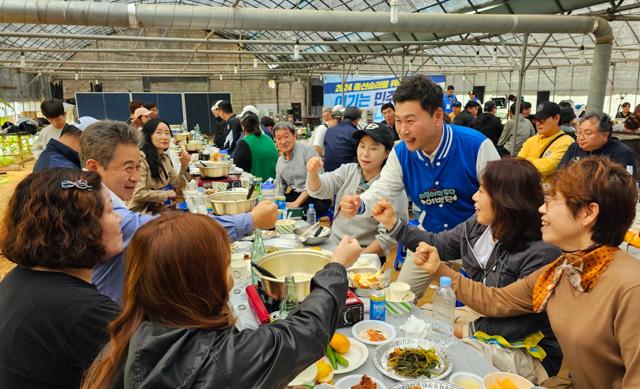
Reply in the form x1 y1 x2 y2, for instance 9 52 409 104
174 133 191 142
185 141 204 152
207 190 258 215
254 249 332 300
198 161 231 178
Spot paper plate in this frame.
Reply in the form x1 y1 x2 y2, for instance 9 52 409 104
323 337 369 375
335 374 387 389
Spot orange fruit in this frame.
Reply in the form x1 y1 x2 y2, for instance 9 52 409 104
329 333 350 354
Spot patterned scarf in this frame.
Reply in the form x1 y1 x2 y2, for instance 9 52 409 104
532 245 619 313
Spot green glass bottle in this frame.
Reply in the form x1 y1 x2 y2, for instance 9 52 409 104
279 275 299 319
250 228 265 285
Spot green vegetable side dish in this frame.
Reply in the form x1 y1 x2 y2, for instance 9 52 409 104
386 347 440 378
334 352 349 368
326 345 337 370
325 345 349 369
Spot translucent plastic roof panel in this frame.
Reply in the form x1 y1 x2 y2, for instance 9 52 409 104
1 0 638 75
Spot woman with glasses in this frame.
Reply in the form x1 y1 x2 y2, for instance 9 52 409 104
411 157 640 388
306 122 408 258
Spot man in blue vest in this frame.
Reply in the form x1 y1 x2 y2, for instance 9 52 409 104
442 85 458 114
339 75 499 297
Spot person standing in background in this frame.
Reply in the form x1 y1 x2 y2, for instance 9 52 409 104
380 103 399 141
143 103 158 119
32 99 67 159
323 106 361 172
442 85 458 115
210 100 225 142
218 101 242 154
126 100 144 125
309 107 332 157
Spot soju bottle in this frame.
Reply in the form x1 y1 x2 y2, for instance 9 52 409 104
279 275 299 319
250 229 265 285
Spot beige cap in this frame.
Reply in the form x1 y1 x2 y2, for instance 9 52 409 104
133 107 152 119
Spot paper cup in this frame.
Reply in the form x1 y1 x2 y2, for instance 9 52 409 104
386 301 412 317
231 261 250 286
388 281 411 301
275 219 297 234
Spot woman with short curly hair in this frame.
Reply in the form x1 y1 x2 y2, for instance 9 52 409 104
0 168 122 389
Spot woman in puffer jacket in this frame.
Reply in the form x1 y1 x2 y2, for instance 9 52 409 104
372 158 562 384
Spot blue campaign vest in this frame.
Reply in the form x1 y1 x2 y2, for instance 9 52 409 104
394 124 485 233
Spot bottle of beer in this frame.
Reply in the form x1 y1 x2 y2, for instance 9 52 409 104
250 229 265 285
279 276 299 319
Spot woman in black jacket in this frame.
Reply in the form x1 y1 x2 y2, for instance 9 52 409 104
82 212 361 389
372 158 562 384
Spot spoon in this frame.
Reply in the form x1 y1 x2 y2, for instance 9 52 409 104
251 262 278 279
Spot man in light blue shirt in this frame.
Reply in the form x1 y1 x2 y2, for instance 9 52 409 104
81 121 277 304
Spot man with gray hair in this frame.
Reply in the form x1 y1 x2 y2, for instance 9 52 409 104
559 112 637 176
309 107 332 157
81 120 277 304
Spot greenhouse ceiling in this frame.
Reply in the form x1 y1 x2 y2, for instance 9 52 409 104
0 0 639 79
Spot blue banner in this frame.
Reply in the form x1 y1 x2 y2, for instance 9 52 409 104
323 74 445 122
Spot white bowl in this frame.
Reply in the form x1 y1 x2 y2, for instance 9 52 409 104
449 371 484 389
335 374 387 389
351 320 396 345
483 372 534 389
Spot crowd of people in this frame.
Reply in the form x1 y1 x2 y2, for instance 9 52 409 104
0 74 639 388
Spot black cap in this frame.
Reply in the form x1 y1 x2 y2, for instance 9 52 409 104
534 101 561 120
353 122 394 149
464 100 480 109
452 101 462 107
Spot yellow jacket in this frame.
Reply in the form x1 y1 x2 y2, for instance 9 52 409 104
518 130 574 177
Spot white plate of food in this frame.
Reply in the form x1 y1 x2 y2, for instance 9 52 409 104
389 380 463 389
323 337 369 375
288 363 317 386
372 338 453 381
348 270 385 289
335 374 387 389
352 320 396 346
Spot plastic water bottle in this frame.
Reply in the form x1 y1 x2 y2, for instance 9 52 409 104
195 187 209 214
431 276 456 348
194 123 201 140
261 181 276 202
306 203 317 224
